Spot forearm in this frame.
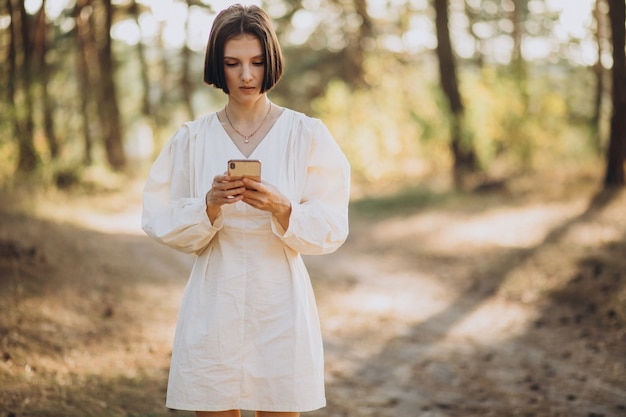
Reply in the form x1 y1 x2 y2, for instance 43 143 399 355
273 200 292 230
206 202 222 224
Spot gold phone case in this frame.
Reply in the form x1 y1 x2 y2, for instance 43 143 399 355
228 159 261 182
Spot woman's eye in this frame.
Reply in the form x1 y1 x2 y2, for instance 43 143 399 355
253 62 265 66
225 62 238 67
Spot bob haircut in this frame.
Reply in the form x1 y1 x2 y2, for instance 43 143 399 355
204 4 283 94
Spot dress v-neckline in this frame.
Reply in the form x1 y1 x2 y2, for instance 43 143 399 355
217 109 287 159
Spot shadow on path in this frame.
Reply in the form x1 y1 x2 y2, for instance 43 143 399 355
313 188 625 417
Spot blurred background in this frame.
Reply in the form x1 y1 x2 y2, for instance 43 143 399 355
1 1 626 417
2 0 624 192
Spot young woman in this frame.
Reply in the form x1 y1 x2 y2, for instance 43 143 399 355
141 4 350 417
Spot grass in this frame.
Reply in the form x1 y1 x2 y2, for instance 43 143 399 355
349 185 461 219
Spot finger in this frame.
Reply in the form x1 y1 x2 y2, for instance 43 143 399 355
223 194 244 204
242 178 262 191
215 179 244 191
213 174 232 183
240 187 257 200
207 185 245 204
223 186 246 198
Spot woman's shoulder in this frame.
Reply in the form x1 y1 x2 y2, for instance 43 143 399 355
281 108 329 140
162 113 218 152
183 112 218 133
282 108 321 126
169 113 217 141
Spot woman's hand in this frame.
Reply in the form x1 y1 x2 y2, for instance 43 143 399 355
205 174 246 223
240 178 292 230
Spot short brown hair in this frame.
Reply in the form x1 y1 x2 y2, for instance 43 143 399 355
204 4 283 94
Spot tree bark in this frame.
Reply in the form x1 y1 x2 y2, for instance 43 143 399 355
181 0 195 121
350 0 372 87
511 0 529 107
604 0 626 186
35 1 60 159
9 0 38 173
75 0 96 165
130 0 152 119
592 0 607 154
95 0 126 170
433 0 477 187
7 0 19 145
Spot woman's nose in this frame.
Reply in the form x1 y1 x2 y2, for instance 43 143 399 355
241 64 253 81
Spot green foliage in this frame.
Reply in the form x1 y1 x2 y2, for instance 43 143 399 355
312 55 451 190
461 66 597 172
311 49 599 193
0 0 603 192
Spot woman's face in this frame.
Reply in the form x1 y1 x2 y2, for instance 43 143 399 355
223 34 265 104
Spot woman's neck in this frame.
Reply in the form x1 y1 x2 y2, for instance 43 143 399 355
226 96 271 123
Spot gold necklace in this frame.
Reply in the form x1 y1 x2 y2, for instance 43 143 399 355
224 103 272 144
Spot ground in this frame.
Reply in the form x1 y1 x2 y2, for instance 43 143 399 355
0 169 625 417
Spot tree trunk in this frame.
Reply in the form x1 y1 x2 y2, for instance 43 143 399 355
350 0 372 87
181 45 195 120
7 0 19 151
604 0 626 186
35 1 60 159
95 0 126 170
181 0 195 120
511 0 529 107
154 19 171 149
9 0 38 173
75 0 96 165
433 0 477 187
130 0 152 119
130 0 162 154
592 0 607 154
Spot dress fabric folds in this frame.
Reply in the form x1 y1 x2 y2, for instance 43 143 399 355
141 109 350 412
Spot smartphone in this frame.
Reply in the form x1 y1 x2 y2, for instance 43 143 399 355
227 159 261 182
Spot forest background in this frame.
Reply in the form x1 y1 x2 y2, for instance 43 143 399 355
2 1 626 416
2 0 625 193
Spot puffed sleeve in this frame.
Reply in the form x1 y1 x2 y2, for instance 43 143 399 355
271 119 350 255
141 125 222 255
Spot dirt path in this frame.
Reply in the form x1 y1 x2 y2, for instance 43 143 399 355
1 177 625 417
306 186 626 417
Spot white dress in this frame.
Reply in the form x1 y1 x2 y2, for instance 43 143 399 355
141 109 350 412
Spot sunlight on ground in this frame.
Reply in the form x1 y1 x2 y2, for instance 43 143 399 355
444 299 533 342
320 253 453 325
3 173 624 415
318 252 534 346
316 188 614 372
370 198 590 251
14 173 622 400
28 180 147 236
30 178 613 363
75 207 145 235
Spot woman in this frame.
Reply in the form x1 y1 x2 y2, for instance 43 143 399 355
141 4 350 417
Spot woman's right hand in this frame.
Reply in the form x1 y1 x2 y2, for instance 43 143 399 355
205 174 245 223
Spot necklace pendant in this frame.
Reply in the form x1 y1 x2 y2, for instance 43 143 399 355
224 102 272 145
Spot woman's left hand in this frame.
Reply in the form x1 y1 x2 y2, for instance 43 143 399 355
241 178 291 229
